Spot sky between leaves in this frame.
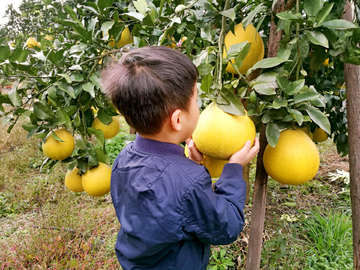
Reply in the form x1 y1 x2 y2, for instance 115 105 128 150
0 0 22 25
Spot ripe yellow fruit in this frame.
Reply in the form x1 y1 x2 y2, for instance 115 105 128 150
223 23 264 75
82 162 112 197
192 102 256 160
202 156 228 178
44 35 53 41
42 129 75 160
323 58 329 66
91 116 120 139
184 145 228 178
313 127 328 142
107 27 133 48
294 125 313 140
65 167 84 192
263 129 320 185
26 37 41 49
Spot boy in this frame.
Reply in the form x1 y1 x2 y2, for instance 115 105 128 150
102 46 259 270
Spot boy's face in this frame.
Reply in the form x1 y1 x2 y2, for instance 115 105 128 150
181 83 199 140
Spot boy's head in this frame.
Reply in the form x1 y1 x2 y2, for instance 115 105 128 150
102 46 199 135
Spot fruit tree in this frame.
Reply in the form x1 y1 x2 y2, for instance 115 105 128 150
0 0 359 267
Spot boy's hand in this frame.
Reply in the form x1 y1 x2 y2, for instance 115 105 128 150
185 138 203 165
229 137 260 167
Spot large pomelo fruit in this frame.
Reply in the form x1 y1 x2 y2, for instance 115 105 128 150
223 23 264 75
192 102 256 160
263 129 320 185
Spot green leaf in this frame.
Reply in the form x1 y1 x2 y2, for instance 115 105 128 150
51 131 65 142
95 148 110 165
217 88 245 116
56 82 76 98
98 0 113 11
251 72 277 95
82 82 95 98
197 63 213 77
304 105 331 134
288 109 304 126
304 0 323 17
242 4 265 28
276 47 291 60
276 12 304 23
97 109 113 125
285 79 305 95
175 4 186 13
247 57 290 76
266 122 280 147
134 0 149 15
8 81 22 107
55 108 71 129
75 134 86 150
0 46 11 61
33 102 55 120
322 19 357 29
64 5 78 21
70 73 84 82
273 98 288 109
59 73 72 84
101 21 115 39
9 48 29 62
200 73 213 94
69 65 82 71
306 31 329 48
220 8 236 21
276 75 288 91
87 127 105 147
315 3 334 26
143 9 156 26
294 93 320 104
124 12 145 22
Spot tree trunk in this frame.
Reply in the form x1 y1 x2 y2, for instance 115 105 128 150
245 1 285 269
342 2 360 269
243 163 250 204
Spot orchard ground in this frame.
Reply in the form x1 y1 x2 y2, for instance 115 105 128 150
0 117 352 269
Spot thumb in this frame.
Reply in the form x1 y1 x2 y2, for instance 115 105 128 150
241 140 252 152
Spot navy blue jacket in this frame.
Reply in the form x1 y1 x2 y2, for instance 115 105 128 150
111 135 247 269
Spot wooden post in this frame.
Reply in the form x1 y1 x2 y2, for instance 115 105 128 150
245 1 285 268
342 2 360 269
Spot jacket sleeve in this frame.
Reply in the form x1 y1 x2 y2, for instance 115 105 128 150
181 163 246 245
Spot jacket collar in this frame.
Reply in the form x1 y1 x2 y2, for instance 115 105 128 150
134 134 185 157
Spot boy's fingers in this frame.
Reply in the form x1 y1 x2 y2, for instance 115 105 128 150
241 140 252 152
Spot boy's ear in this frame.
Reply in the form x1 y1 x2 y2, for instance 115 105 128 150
170 109 182 131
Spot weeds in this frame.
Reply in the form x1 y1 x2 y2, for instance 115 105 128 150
302 210 353 269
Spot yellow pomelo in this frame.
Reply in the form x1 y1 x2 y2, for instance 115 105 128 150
192 102 256 160
184 146 228 178
107 27 133 48
263 129 320 185
202 156 228 178
223 23 264 75
44 35 53 41
294 125 313 140
65 167 84 192
82 162 112 197
313 127 328 142
91 116 120 139
26 37 40 49
42 129 75 160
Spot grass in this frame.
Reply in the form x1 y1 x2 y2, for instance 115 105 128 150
0 120 353 269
